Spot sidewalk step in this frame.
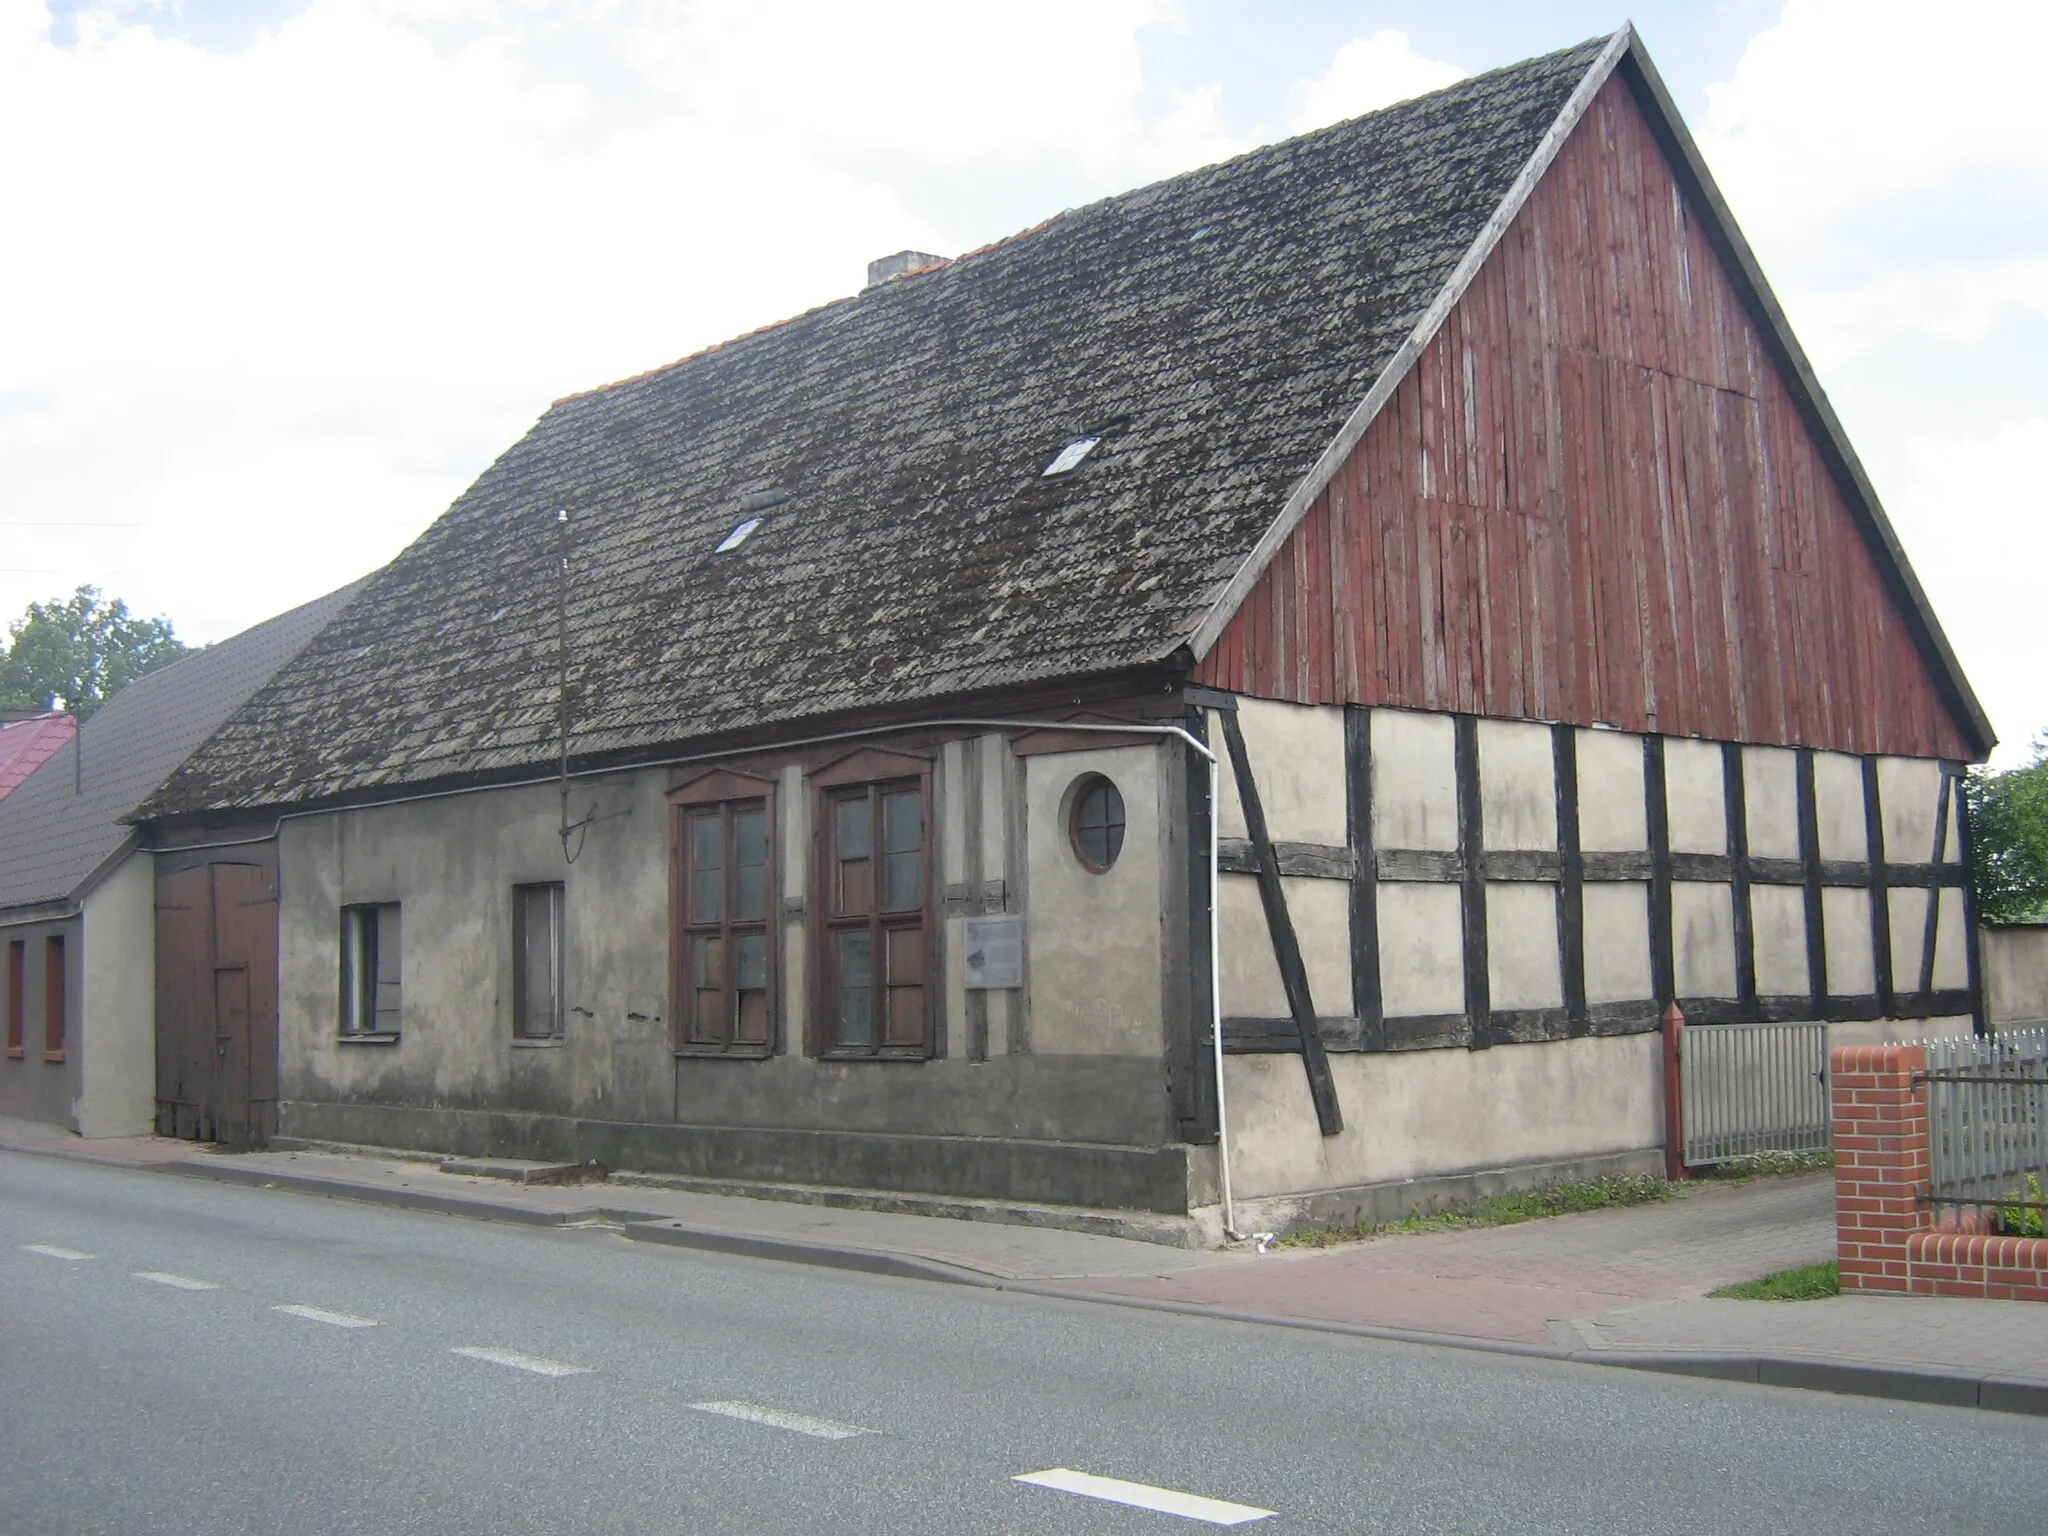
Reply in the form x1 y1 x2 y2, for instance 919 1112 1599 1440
605 1170 1208 1249
438 1156 607 1186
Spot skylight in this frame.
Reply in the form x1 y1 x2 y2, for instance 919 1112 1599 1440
715 518 762 553
1042 437 1100 476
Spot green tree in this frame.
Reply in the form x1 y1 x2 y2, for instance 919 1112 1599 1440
0 585 191 722
1965 734 2048 924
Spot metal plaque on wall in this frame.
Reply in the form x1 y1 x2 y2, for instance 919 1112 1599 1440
963 915 1025 990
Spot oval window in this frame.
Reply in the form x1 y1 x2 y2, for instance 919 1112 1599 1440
1069 776 1126 873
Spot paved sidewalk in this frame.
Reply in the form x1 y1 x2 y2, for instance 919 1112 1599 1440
6 1117 2045 1413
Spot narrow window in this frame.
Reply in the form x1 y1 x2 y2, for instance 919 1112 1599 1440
5 940 23 1058
513 884 565 1039
676 798 772 1054
43 934 65 1060
340 903 402 1036
821 780 929 1055
1069 775 1126 873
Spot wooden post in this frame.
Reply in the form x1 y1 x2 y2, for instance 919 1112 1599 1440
1661 1001 1689 1181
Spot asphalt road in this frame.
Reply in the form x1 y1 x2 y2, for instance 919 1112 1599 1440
2 1151 2043 1536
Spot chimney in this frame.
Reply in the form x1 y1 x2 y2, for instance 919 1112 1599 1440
865 250 951 290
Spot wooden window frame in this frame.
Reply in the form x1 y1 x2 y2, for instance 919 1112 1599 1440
42 934 65 1062
1068 773 1127 874
512 882 566 1042
810 748 935 1061
339 902 402 1039
5 939 23 1059
669 769 778 1059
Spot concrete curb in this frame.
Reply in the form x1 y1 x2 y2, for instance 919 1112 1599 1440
9 1135 2043 1418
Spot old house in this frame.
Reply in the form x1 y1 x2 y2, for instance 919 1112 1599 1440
135 30 1988 1234
0 588 356 1139
0 713 77 805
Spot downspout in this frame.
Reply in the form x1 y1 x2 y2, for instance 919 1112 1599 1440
135 712 1246 1239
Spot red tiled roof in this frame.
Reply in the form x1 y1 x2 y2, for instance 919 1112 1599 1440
0 714 76 802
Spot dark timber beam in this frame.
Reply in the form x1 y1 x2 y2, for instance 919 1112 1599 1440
1456 716 1492 1050
1346 706 1386 1052
1219 708 1342 1134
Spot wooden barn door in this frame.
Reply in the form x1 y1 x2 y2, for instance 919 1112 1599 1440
155 859 280 1146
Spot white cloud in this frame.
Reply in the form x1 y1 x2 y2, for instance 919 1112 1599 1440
1287 29 1463 136
0 0 1222 643
1692 0 2048 758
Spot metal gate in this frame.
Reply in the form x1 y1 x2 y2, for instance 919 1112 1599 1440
1680 1019 1830 1166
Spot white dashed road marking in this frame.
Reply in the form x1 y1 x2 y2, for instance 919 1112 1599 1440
688 1401 870 1440
449 1347 591 1378
133 1271 218 1291
272 1304 378 1329
1014 1469 1274 1526
22 1244 95 1261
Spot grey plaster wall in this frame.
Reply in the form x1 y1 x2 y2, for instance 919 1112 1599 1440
1372 708 1458 851
1982 925 2048 1026
1813 752 1868 861
0 912 78 1129
1486 882 1561 1009
1477 720 1554 850
1582 883 1651 1003
1663 739 1726 855
1214 698 1345 844
1751 883 1809 996
76 851 156 1137
1744 746 1801 861
1222 1033 1661 1199
1577 729 1646 850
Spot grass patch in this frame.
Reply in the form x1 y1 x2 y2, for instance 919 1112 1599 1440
1708 1260 1839 1301
1692 1149 1834 1182
1274 1174 1678 1250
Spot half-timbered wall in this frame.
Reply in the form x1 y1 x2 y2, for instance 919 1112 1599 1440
1206 695 1977 1206
1194 75 1974 763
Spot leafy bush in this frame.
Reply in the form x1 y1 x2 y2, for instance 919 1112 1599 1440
1998 1173 2046 1238
1966 736 2048 924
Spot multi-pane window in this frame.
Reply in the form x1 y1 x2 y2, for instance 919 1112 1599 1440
5 940 23 1058
821 780 928 1055
513 883 565 1040
340 903 402 1035
43 935 64 1059
1069 775 1126 872
677 799 772 1053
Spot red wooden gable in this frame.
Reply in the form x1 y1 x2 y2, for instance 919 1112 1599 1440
1195 74 1974 762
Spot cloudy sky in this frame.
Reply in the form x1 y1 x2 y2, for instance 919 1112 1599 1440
2 0 2043 761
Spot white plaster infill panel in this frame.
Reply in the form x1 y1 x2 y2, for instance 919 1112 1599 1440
1750 883 1809 997
1215 873 1348 1023
1743 746 1801 862
1812 752 1868 862
1581 882 1652 1005
1376 882 1464 1018
1576 728 1645 851
1217 876 1285 1018
1221 697 1347 846
1486 882 1561 1009
1662 739 1726 855
1222 1033 1660 1197
1284 876 1351 1019
1877 757 1944 864
1672 882 1736 999
1476 719 1555 851
1933 888 1969 990
1822 887 1876 996
1372 709 1457 853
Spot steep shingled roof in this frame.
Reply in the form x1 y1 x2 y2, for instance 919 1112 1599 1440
0 584 361 910
0 714 75 803
140 36 1611 818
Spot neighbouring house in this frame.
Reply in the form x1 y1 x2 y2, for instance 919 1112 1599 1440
0 712 76 804
0 588 358 1139
132 29 1990 1233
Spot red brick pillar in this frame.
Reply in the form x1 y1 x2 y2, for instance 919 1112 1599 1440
1830 1044 1930 1293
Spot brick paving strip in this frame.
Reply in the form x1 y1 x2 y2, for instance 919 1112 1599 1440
6 1116 2045 1415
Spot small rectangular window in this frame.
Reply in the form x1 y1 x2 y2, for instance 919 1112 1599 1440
513 884 565 1039
43 934 65 1060
5 940 23 1058
341 903 402 1036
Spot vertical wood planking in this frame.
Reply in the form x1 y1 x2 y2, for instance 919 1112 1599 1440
1191 72 1972 766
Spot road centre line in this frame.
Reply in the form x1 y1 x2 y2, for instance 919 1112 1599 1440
1014 1469 1274 1526
449 1347 591 1378
133 1271 219 1290
272 1304 379 1329
22 1244 95 1261
688 1401 870 1440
